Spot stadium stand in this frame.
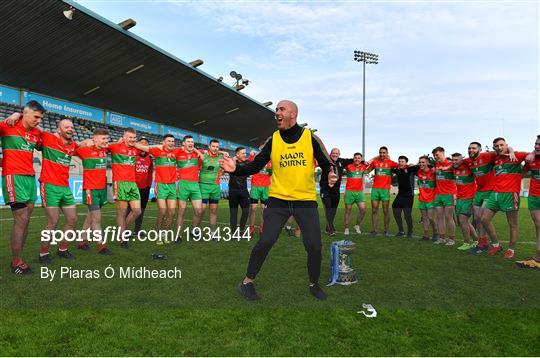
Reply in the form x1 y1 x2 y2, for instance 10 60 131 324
0 100 234 183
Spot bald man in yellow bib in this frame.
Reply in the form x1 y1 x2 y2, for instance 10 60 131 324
220 100 338 300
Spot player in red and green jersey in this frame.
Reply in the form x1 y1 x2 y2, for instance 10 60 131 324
432 146 457 246
37 120 82 262
200 139 229 233
416 156 438 241
176 135 204 239
109 128 142 248
365 146 399 236
481 137 528 259
463 142 497 252
248 149 272 235
0 101 43 274
516 135 540 269
343 153 367 236
75 128 112 255
133 134 178 242
451 153 478 251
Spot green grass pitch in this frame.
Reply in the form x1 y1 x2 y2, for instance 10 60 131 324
0 195 539 356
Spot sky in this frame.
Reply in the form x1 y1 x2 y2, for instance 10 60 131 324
77 0 539 160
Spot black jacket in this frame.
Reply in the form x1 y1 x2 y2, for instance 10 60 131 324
228 160 249 192
392 165 419 197
320 158 354 193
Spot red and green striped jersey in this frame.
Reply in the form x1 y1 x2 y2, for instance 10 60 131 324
39 132 78 187
434 160 457 195
463 152 496 192
75 146 108 189
250 157 272 187
344 163 367 191
0 120 41 176
149 146 177 184
200 151 224 185
176 148 201 182
370 158 398 189
454 164 476 199
109 142 140 182
525 155 540 197
416 168 436 203
492 152 528 193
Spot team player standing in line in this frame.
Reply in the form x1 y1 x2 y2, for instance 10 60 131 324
343 152 367 235
37 119 85 261
416 156 438 241
432 146 457 245
175 135 205 240
132 134 178 243
517 136 540 268
451 153 478 251
199 139 228 234
481 138 528 259
109 128 142 248
366 146 398 236
0 102 44 274
76 128 112 255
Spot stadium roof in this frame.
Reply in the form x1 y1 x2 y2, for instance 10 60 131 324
0 0 276 145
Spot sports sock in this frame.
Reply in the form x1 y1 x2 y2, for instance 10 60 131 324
39 246 50 256
59 241 69 251
11 258 23 267
478 237 488 247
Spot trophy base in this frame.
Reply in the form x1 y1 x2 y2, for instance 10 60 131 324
336 270 358 285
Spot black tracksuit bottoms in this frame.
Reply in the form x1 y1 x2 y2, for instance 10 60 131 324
246 196 322 283
392 195 414 234
134 186 150 234
320 188 340 232
229 189 250 231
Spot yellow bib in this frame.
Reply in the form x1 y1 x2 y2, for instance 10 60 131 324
268 128 316 201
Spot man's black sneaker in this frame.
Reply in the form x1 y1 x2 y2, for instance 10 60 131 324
77 243 91 251
191 229 202 241
406 232 413 238
286 227 294 237
57 249 75 260
309 283 327 300
396 231 405 237
420 236 430 241
370 231 377 237
120 241 130 249
38 254 53 265
238 282 260 301
11 262 32 275
174 235 182 244
328 231 336 237
98 247 112 256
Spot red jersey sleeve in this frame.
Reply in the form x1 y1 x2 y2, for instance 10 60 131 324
483 152 497 162
515 152 528 163
0 121 7 136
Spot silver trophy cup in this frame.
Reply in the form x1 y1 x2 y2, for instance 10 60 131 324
336 241 358 285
